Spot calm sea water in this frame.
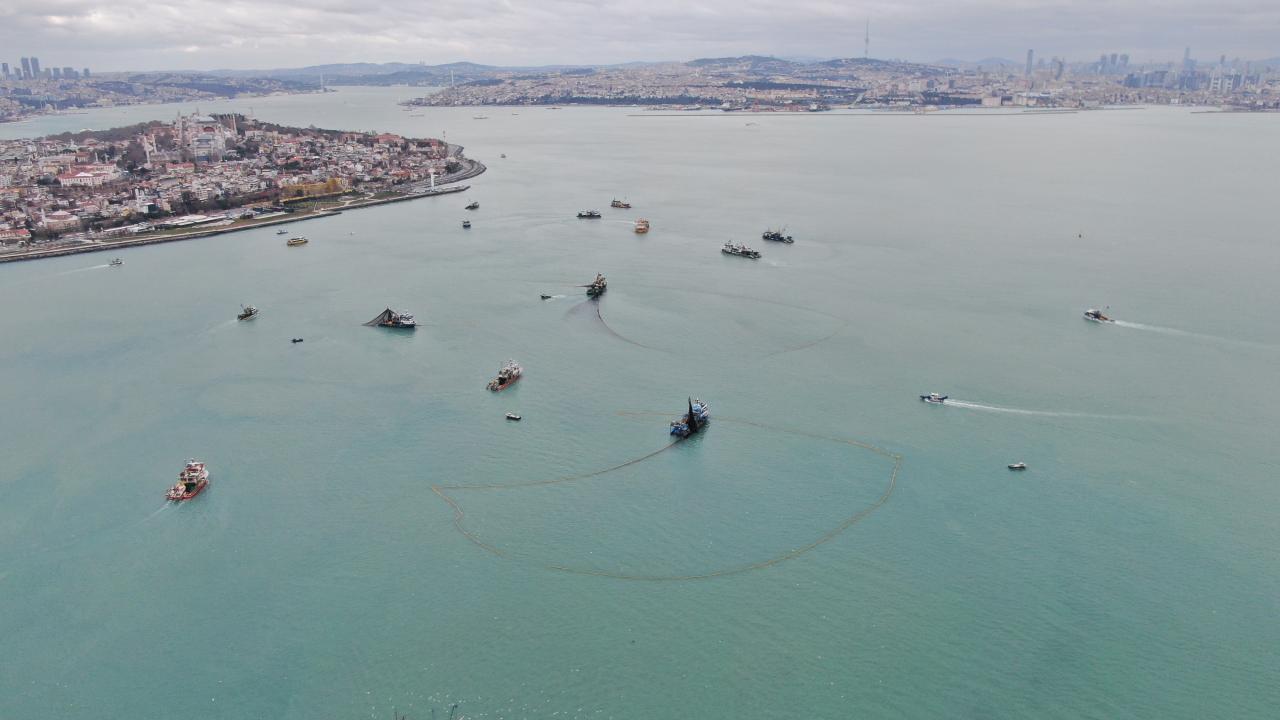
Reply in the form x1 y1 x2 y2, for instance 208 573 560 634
2 89 1277 719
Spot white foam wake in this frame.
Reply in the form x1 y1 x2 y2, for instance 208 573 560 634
944 399 1128 419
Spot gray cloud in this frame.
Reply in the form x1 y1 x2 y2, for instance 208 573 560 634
1 0 1276 71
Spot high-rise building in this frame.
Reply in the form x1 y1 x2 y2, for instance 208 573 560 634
30 57 40 77
20 57 31 79
51 67 62 79
1 63 8 78
1053 58 1064 80
1109 53 1118 69
83 67 91 78
1119 54 1129 68
1025 49 1034 77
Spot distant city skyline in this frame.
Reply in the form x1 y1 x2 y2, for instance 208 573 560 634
2 0 1278 72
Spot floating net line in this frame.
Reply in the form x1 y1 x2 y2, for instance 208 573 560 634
430 414 902 582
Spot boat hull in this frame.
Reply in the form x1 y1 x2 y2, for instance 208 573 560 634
167 478 209 501
488 375 521 391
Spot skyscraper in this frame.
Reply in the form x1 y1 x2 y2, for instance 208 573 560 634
51 67 61 79
84 68 91 77
1025 49 1034 77
1 63 8 78
30 57 41 77
63 67 76 79
20 57 31 79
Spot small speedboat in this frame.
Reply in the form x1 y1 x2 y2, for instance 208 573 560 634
1083 308 1114 323
920 393 948 404
108 258 123 266
276 229 288 235
505 413 522 421
577 210 601 219
540 294 552 300
237 305 259 321
462 220 471 228
465 201 479 210
1008 462 1027 471
500 153 507 158
291 338 304 343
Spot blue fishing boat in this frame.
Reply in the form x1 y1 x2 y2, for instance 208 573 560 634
670 398 710 438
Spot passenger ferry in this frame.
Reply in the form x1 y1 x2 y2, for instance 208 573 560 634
166 460 210 501
286 236 308 246
634 219 650 234
577 210 602 219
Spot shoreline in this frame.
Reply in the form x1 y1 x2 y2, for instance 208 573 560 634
0 158 485 264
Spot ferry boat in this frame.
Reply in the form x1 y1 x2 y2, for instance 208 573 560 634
634 219 650 234
108 258 123 266
1083 308 1114 323
166 459 209 501
487 360 523 391
920 393 948 404
365 308 417 329
762 229 794 244
462 220 471 229
237 304 259 321
465 201 479 210
721 242 761 259
611 199 632 209
577 210 602 219
670 398 711 438
286 236 308 246
584 273 607 297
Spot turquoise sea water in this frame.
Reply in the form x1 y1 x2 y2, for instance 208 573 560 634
2 90 1278 719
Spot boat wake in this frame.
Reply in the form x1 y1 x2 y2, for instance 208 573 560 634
54 263 111 276
944 399 1136 419
1112 320 1276 350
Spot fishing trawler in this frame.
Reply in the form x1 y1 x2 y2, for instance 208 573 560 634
670 398 711 438
762 229 794 243
165 459 209 501
1083 308 1114 323
486 360 523 391
611 199 632 209
109 257 123 266
634 219 650 234
286 236 308 246
465 201 479 210
584 273 607 297
365 308 417 329
237 305 259 321
920 393 948 404
721 242 761 259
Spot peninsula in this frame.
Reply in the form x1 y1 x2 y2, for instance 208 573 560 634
0 114 484 262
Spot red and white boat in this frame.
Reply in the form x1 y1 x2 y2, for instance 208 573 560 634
166 459 209 501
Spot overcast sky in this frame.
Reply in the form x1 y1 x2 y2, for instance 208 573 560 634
2 1 1277 72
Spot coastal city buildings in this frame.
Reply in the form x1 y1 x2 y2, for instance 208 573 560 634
407 54 1279 111
0 63 311 123
0 114 467 253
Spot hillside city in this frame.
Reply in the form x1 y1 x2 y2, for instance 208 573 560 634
0 114 469 252
0 54 315 123
409 53 1280 110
